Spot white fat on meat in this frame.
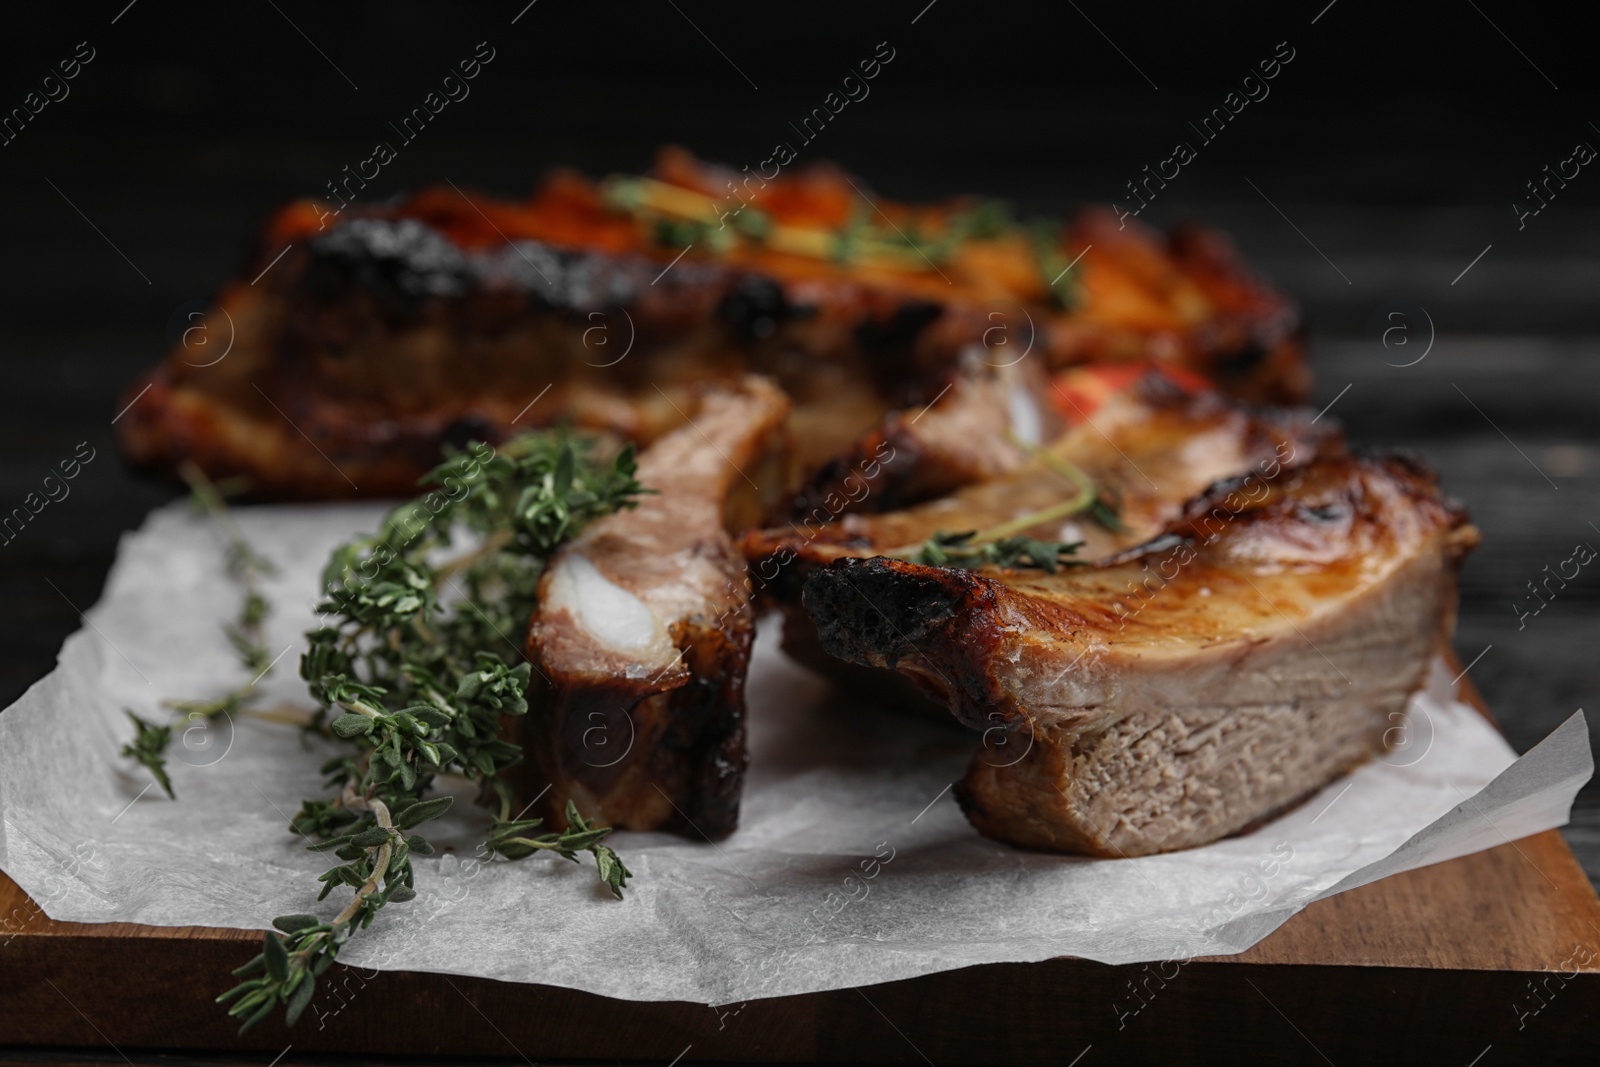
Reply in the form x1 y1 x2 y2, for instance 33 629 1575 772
545 552 672 663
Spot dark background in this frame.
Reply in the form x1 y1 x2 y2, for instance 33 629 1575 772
2 1 1598 883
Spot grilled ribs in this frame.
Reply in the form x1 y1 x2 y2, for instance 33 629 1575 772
744 373 1339 703
801 453 1479 856
116 148 1307 498
522 376 789 839
110 148 1463 860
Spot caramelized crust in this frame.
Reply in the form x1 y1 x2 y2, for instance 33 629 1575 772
742 375 1341 709
801 454 1478 855
751 375 1338 580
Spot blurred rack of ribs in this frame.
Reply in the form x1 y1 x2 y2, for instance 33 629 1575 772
115 147 1308 499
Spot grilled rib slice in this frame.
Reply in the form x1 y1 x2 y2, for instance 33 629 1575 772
755 374 1336 575
801 453 1479 856
783 355 1062 522
743 374 1339 703
116 148 1307 498
523 376 789 839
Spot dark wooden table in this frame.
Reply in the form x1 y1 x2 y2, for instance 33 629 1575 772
2 3 1598 1060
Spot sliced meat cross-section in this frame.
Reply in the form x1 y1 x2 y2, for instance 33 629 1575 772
801 453 1479 856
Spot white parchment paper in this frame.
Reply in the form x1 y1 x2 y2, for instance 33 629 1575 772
0 502 1591 1004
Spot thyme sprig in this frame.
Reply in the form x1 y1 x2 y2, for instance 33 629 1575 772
598 172 1075 297
114 438 645 1032
222 432 645 1034
219 791 429 1030
119 711 174 798
887 450 1118 573
486 799 632 897
1027 443 1126 535
911 531 1086 572
120 463 279 798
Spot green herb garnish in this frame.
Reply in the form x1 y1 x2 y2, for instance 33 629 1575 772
219 432 645 1034
1029 219 1081 311
485 800 633 897
925 198 1014 262
119 710 175 798
120 463 279 799
912 531 1085 572
888 449 1118 572
219 793 434 1031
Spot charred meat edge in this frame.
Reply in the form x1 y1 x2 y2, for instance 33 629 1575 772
744 375 1341 705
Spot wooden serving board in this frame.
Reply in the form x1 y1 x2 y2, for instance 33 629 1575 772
3 674 1598 1066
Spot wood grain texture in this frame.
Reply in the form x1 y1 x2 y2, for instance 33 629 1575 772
3 668 1597 1065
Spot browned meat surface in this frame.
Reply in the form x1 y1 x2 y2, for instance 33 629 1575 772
800 454 1479 856
522 376 789 839
116 149 1308 499
114 235 882 498
756 375 1337 575
743 375 1340 705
